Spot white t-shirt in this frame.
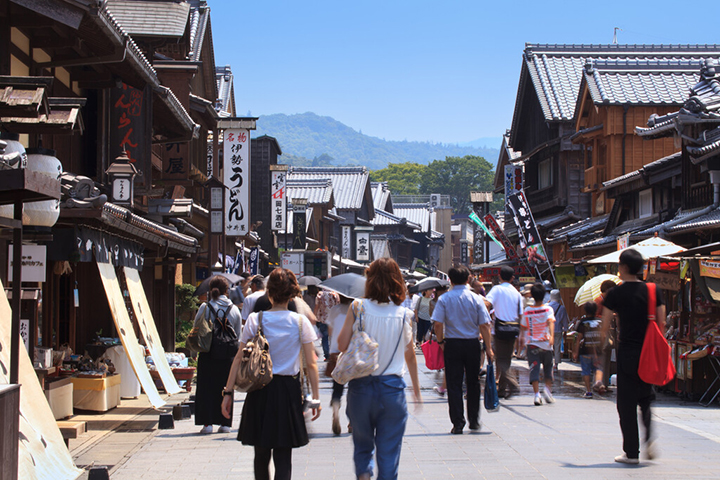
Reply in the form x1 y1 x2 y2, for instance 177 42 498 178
353 299 413 377
521 304 555 351
328 303 350 354
241 310 317 376
241 290 265 321
486 282 523 322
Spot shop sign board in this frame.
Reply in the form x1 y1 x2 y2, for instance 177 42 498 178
507 191 547 265
700 259 720 279
8 244 47 283
223 129 250 236
271 169 287 231
483 214 518 261
356 231 370 261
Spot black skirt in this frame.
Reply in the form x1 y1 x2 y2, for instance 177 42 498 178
238 375 309 448
195 352 233 427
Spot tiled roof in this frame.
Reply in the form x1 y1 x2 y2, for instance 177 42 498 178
105 1 190 37
215 65 234 117
371 182 392 212
286 178 334 206
430 230 444 240
289 167 371 211
188 0 210 62
602 151 681 189
394 203 431 232
547 214 610 245
371 209 421 229
520 44 720 123
583 58 701 105
633 206 720 236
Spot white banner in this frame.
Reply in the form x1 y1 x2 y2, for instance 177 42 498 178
271 170 287 231
356 231 370 261
8 244 47 283
206 142 213 178
223 129 250 236
342 226 351 258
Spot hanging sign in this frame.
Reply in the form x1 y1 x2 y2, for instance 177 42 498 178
271 169 287 231
342 226 351 258
292 203 307 250
249 246 260 275
460 242 468 265
617 233 630 251
7 245 47 283
356 231 370 261
507 191 547 265
699 259 720 279
110 83 150 186
206 143 214 178
223 129 250 236
504 165 524 213
483 214 519 261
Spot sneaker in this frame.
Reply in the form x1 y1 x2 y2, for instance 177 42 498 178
218 426 231 433
542 386 555 404
331 401 341 436
582 391 593 399
534 393 543 405
199 425 213 434
433 386 446 397
614 454 639 465
644 440 658 460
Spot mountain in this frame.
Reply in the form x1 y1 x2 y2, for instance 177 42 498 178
252 113 500 170
458 137 503 149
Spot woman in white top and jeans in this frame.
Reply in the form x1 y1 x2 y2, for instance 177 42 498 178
222 268 321 480
338 258 422 480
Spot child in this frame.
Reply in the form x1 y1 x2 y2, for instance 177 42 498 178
520 283 556 405
573 302 605 398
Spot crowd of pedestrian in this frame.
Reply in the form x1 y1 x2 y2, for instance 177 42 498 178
188 252 663 479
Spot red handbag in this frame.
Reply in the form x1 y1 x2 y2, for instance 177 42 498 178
638 283 676 385
421 339 445 371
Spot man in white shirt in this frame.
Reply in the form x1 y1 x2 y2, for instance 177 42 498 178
240 275 265 322
485 266 523 399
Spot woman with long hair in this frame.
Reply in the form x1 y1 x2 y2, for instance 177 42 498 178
337 258 422 480
222 268 320 480
414 289 433 345
194 275 242 434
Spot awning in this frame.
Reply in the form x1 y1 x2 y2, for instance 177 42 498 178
96 261 164 408
0 97 85 135
0 75 51 117
123 267 181 395
586 236 686 264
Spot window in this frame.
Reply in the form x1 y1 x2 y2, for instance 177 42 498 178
538 159 553 190
639 189 653 218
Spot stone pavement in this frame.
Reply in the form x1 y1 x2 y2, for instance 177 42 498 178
76 352 720 479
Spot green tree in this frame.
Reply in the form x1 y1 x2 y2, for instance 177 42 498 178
419 155 495 213
370 162 426 195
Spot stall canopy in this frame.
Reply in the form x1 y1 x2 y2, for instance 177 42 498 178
96 262 164 408
0 281 81 480
587 236 686 264
124 267 180 395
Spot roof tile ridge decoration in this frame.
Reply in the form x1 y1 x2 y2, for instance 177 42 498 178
535 54 562 119
290 166 368 174
190 4 210 63
100 3 158 80
393 203 431 208
526 44 720 55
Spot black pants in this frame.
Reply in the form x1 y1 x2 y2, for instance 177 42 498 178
254 446 292 480
417 318 432 344
331 380 344 403
616 345 654 459
444 338 481 428
494 337 519 396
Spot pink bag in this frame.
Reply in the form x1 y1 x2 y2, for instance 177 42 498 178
421 339 445 370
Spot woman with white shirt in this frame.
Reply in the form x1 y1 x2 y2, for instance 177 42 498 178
222 268 321 480
337 258 422 480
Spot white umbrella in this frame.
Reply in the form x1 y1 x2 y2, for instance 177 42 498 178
574 274 622 306
586 236 686 264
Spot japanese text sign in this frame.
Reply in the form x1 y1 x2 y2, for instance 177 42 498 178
506 192 547 265
356 231 370 261
271 170 287 231
223 129 250 236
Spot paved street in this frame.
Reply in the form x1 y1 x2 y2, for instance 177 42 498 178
89 353 720 479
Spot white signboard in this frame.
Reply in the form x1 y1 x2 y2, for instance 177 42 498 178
342 226 351 258
206 142 214 177
271 170 287 231
223 129 250 236
210 210 223 233
356 231 370 262
8 244 47 283
281 252 304 277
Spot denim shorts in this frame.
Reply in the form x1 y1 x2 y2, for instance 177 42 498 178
580 354 603 376
527 346 553 383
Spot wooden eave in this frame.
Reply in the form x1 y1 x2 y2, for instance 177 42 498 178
0 76 52 118
1 97 85 134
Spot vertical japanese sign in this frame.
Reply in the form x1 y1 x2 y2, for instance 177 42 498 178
110 83 149 186
617 233 630 251
249 246 259 275
461 242 468 265
161 142 189 180
292 204 306 250
506 191 547 265
341 226 351 258
356 231 370 261
207 143 214 178
271 170 287 231
472 207 484 264
504 165 524 213
223 129 250 236
484 214 519 261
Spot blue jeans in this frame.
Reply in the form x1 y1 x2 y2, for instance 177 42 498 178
346 375 408 479
317 322 329 359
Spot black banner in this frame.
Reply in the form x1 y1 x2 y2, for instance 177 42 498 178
506 192 547 266
292 210 306 250
76 227 144 270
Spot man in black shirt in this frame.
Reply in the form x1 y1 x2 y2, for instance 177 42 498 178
602 249 665 464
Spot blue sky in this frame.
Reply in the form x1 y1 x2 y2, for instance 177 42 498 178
211 0 720 145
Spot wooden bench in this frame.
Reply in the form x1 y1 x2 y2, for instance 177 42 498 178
57 421 86 447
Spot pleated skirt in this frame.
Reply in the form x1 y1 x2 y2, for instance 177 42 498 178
238 375 309 448
195 352 233 427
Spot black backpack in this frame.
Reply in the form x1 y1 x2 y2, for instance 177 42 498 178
207 304 239 360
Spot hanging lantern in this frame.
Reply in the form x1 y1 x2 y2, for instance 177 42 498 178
106 148 138 208
23 146 62 227
0 133 28 220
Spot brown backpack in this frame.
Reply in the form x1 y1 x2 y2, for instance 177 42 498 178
235 311 273 392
